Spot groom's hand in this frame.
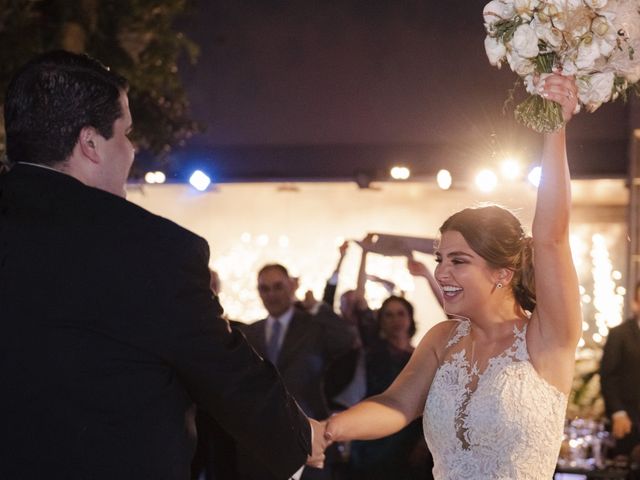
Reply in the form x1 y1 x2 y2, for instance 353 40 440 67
306 418 327 468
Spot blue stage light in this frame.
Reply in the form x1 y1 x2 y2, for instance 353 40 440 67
189 170 211 191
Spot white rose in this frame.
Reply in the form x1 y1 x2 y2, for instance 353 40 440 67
576 37 602 69
514 0 539 20
524 74 537 94
532 18 563 48
544 0 580 30
596 37 615 57
584 0 608 8
512 24 539 58
591 16 611 37
485 36 507 66
548 0 581 9
561 58 578 76
507 49 535 75
483 1 515 25
621 64 640 83
578 72 614 111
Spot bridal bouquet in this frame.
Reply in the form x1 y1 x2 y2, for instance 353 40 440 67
483 0 640 132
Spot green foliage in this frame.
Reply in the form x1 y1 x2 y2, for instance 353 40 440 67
533 51 557 74
0 0 200 165
491 18 522 44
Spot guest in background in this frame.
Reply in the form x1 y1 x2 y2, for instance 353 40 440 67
321 241 373 411
237 263 357 480
600 280 640 457
348 296 433 480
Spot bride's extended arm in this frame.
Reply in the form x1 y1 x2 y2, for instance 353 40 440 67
530 75 582 350
325 320 454 442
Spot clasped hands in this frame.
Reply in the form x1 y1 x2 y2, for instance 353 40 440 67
305 418 339 469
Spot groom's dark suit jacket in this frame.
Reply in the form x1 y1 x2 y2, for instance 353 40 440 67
0 164 310 480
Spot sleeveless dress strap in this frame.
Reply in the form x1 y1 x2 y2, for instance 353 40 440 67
445 319 470 349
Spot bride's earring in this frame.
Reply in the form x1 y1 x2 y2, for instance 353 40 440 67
496 282 503 289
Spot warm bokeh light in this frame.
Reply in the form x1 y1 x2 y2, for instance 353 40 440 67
436 169 452 190
591 233 624 330
390 166 411 180
144 171 166 184
500 158 522 180
474 169 498 192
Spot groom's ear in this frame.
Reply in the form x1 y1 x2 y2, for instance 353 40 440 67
78 127 101 164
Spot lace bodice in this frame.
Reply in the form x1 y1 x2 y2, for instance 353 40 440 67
423 320 567 480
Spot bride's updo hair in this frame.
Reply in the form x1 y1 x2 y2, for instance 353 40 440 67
439 205 536 312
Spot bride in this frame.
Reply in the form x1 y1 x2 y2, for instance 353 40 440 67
323 73 582 479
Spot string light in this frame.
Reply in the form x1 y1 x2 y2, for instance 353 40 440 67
591 233 624 334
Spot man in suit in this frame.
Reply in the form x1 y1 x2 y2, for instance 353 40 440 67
237 263 357 479
0 50 325 480
600 280 640 456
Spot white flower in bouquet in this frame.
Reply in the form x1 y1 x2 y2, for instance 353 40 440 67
578 72 615 111
532 19 563 48
576 38 604 70
485 36 507 66
507 50 536 75
483 0 515 24
514 0 540 20
483 0 640 132
585 0 609 8
513 24 540 57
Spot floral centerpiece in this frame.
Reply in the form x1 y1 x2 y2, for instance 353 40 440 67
483 0 640 132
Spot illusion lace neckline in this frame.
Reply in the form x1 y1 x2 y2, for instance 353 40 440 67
423 318 568 480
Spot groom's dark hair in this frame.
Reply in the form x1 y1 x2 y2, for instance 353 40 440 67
4 50 128 167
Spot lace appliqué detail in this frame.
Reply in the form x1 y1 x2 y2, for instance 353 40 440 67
423 321 568 480
445 320 469 348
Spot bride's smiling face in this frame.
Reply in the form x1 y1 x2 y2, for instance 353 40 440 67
434 230 499 317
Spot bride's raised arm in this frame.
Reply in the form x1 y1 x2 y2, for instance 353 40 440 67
529 74 582 354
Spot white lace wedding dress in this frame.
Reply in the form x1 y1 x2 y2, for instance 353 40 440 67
423 320 567 480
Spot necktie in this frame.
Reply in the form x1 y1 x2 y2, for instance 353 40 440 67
266 319 281 363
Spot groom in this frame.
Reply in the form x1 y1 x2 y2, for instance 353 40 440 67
0 50 325 479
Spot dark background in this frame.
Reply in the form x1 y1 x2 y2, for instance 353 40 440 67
165 0 637 183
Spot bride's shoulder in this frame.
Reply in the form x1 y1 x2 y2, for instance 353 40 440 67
415 319 464 356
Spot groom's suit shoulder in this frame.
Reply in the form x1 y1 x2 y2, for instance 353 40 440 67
89 183 204 248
